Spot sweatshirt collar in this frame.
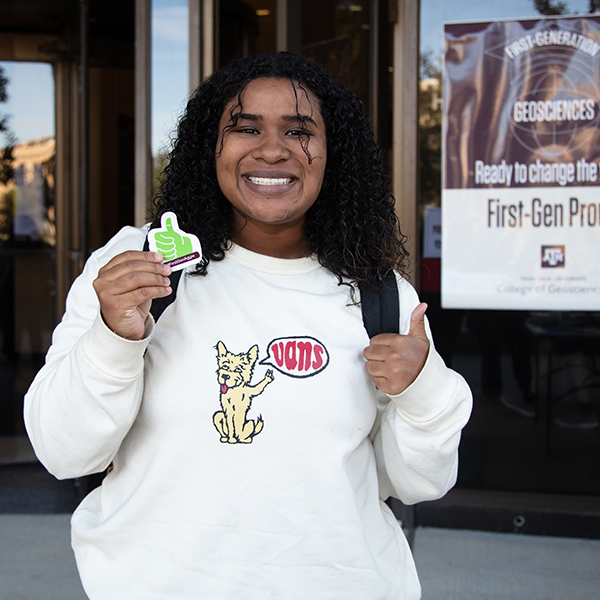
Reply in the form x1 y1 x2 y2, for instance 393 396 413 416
225 243 322 275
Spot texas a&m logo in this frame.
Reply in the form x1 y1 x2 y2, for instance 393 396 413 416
541 245 565 268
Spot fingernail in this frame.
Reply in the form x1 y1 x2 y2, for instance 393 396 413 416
163 277 170 285
154 252 163 260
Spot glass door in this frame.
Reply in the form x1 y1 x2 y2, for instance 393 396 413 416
0 62 56 462
418 0 600 507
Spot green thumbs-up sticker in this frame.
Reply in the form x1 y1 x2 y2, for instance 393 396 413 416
147 211 202 271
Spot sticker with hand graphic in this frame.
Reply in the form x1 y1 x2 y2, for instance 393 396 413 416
147 211 202 271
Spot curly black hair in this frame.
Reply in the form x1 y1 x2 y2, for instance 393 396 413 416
153 52 408 287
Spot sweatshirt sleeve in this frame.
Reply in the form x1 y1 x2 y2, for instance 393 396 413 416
23 226 154 480
369 275 473 505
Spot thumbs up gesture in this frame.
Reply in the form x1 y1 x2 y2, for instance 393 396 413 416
363 303 430 396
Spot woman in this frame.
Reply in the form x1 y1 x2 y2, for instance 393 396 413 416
25 53 471 599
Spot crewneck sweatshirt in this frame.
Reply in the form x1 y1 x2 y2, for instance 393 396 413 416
25 225 472 600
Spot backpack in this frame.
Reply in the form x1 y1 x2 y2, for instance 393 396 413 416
143 240 399 337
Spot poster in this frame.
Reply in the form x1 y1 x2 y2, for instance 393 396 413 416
442 15 600 310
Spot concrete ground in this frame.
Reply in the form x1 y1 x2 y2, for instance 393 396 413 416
1 515 599 599
413 527 600 600
0 514 85 600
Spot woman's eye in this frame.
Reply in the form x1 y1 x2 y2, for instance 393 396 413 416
234 126 258 134
287 129 308 137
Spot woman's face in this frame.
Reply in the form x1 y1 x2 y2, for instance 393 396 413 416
215 77 327 254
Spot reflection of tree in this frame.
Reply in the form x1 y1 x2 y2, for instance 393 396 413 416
532 0 600 14
0 66 16 186
0 66 16 241
42 155 56 245
152 151 169 202
532 0 569 13
0 188 14 242
419 52 442 207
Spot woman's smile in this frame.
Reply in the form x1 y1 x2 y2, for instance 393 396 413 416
242 172 297 193
246 176 293 186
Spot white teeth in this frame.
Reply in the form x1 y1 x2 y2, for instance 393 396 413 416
248 176 292 186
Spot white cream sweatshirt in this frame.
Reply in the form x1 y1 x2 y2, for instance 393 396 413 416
24 225 472 600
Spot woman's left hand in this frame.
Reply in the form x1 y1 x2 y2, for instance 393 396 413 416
363 303 430 396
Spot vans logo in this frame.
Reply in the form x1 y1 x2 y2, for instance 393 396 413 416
260 337 329 378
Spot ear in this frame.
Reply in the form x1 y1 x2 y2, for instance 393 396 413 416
247 345 258 365
216 341 227 357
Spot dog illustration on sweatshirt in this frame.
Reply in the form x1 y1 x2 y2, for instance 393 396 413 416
213 341 274 444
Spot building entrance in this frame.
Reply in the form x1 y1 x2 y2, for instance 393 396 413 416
0 63 56 454
0 1 136 465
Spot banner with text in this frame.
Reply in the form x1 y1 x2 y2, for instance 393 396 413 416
442 15 600 310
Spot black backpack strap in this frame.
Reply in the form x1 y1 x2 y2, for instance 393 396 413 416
143 237 182 322
358 272 400 338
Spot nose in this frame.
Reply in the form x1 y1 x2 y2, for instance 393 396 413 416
252 131 290 163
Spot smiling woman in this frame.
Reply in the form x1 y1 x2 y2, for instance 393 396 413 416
24 52 472 600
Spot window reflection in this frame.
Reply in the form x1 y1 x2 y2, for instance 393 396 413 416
9 139 55 246
152 0 189 191
0 63 55 248
0 62 55 442
419 0 600 497
301 0 371 111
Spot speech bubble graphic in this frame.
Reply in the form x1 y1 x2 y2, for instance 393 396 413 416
259 337 329 378
147 211 202 271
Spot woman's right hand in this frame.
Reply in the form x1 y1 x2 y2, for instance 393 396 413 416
93 251 172 340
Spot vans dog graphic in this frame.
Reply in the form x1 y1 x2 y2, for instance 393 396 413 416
213 341 274 444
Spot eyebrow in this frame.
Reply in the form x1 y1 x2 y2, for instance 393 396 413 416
236 112 319 128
